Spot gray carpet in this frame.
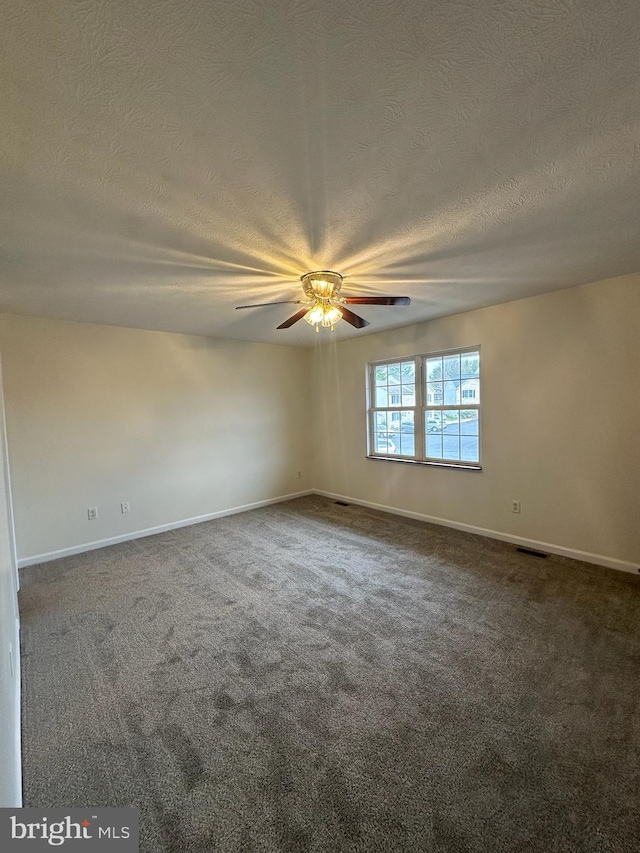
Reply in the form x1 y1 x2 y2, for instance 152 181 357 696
20 495 640 852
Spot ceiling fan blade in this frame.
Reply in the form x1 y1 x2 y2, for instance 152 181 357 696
338 306 370 329
277 307 310 329
342 296 411 306
236 300 305 309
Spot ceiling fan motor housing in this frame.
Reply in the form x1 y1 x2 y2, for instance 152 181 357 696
301 270 343 300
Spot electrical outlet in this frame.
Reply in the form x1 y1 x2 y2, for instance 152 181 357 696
512 500 521 514
88 507 98 520
297 470 302 479
121 501 130 514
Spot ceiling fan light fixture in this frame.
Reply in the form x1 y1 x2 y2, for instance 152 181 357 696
322 304 343 327
305 301 325 325
304 299 343 330
301 270 343 299
237 269 407 331
311 279 334 298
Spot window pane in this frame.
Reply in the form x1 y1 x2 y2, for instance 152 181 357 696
391 411 414 456
388 363 401 383
442 410 460 433
399 433 415 455
375 433 397 454
388 385 401 405
401 384 415 405
461 380 479 403
426 433 442 458
461 410 479 435
389 411 412 430
461 352 480 379
444 354 460 379
375 365 388 385
374 412 387 432
401 412 414 430
444 380 459 405
426 357 442 382
427 381 442 405
425 412 443 433
461 436 479 463
375 387 388 407
401 361 415 382
442 435 460 460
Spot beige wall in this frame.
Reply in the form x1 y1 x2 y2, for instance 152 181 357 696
0 315 312 561
311 275 640 569
0 357 21 806
2 274 638 570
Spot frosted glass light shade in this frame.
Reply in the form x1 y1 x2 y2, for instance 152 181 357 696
304 300 343 329
301 270 343 299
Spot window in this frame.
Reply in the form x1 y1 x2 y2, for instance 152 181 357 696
369 359 417 457
367 347 481 467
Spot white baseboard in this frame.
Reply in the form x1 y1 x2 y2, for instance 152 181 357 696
313 490 640 576
17 490 314 569
18 487 639 577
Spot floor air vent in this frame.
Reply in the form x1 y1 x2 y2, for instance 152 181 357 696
334 501 350 506
515 547 548 559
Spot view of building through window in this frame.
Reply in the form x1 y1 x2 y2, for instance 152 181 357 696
368 348 480 465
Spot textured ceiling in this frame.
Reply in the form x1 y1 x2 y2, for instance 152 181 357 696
2 0 640 346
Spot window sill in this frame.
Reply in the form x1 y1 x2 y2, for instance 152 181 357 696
367 455 482 471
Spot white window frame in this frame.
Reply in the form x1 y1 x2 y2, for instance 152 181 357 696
367 346 481 469
366 357 421 460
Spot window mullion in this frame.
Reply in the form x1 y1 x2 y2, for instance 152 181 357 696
415 356 425 460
